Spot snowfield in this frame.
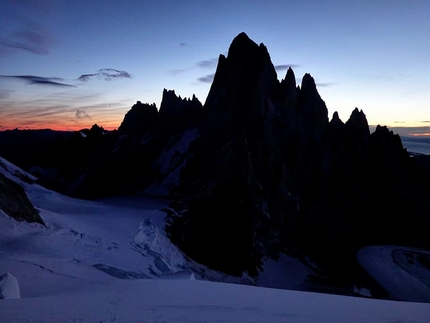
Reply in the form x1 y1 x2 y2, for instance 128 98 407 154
1 157 430 322
358 245 430 303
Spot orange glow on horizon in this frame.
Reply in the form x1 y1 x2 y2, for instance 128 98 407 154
0 121 120 132
408 132 430 137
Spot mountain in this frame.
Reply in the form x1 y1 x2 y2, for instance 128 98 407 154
0 32 429 287
164 33 430 278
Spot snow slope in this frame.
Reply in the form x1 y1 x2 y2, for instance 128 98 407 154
358 245 430 303
1 157 430 322
2 278 430 323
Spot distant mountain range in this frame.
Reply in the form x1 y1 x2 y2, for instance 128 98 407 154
1 32 429 284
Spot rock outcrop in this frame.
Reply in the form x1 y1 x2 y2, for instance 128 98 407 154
0 171 44 225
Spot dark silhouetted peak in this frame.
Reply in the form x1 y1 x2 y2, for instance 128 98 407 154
280 67 297 92
227 32 259 59
89 124 105 136
158 89 203 134
369 125 410 178
301 73 317 93
345 108 370 139
279 67 298 120
204 32 278 135
285 67 296 85
225 32 273 72
159 89 202 116
297 73 328 134
330 111 344 127
371 125 407 156
160 89 178 107
117 101 158 137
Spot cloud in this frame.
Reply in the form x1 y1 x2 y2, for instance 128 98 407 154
316 82 337 88
197 58 218 69
180 42 189 47
274 64 299 72
1 24 52 55
168 69 186 75
75 110 91 119
421 121 430 123
0 75 75 87
78 69 131 82
197 73 215 84
0 0 55 56
394 121 406 124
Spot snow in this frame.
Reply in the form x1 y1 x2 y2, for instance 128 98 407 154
357 245 430 302
1 279 430 323
142 128 199 196
257 253 311 290
0 272 20 299
1 156 430 321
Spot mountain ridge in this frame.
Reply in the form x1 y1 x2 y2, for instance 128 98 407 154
0 32 429 282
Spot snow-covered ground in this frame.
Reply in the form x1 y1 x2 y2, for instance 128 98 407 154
358 245 430 303
1 157 430 322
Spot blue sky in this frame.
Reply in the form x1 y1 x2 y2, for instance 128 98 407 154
1 0 429 135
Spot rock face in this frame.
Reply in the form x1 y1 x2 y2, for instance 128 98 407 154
0 171 44 225
0 273 21 300
164 33 430 277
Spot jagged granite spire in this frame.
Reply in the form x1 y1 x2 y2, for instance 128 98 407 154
345 107 370 139
117 101 158 137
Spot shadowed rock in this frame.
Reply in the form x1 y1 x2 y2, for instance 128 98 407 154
0 172 44 225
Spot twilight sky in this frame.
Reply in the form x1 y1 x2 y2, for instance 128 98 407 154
1 0 429 135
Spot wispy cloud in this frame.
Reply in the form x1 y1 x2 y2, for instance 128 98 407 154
1 24 53 55
197 58 218 69
0 0 56 56
274 64 299 72
168 57 219 77
168 69 187 75
316 82 337 88
180 42 189 47
78 69 131 82
75 110 91 119
197 73 215 84
0 75 75 87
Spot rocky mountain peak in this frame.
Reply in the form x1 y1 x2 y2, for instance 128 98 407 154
159 89 202 116
227 32 259 60
330 111 344 128
300 73 317 93
345 108 370 139
117 101 158 137
284 67 296 85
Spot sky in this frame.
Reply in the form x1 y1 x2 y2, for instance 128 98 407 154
0 0 429 136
